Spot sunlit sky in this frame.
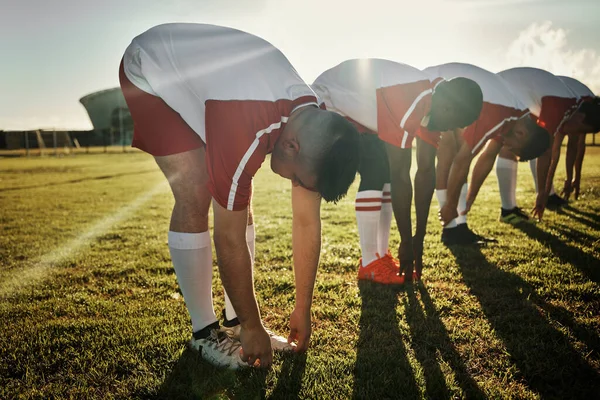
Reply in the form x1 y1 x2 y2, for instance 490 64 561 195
1 0 599 130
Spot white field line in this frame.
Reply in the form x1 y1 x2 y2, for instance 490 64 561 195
0 180 169 297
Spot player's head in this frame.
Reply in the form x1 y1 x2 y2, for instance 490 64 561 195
504 115 551 162
271 107 360 202
428 77 483 132
562 97 600 134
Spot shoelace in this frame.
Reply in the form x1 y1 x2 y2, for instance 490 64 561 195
209 330 242 356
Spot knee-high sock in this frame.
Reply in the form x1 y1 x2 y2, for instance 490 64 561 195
456 183 468 225
169 231 217 333
530 158 557 195
529 159 538 193
378 183 392 255
436 189 458 229
356 190 382 266
224 224 255 321
497 157 518 209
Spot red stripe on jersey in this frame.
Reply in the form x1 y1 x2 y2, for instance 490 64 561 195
376 79 433 148
383 191 391 196
538 96 581 136
462 102 528 154
205 96 319 211
382 199 392 203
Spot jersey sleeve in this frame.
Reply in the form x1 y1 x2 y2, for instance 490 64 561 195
462 103 528 154
538 96 581 136
204 100 275 211
376 79 433 147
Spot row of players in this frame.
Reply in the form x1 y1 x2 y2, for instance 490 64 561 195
119 23 599 369
314 59 598 285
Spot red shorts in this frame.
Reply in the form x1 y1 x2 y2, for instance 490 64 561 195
118 60 205 156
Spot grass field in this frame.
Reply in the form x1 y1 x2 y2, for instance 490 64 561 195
1 148 599 399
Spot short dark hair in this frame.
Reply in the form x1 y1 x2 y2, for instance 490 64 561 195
435 77 483 127
518 116 551 162
579 96 600 132
315 115 360 202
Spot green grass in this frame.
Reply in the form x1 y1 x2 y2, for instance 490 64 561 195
1 148 599 399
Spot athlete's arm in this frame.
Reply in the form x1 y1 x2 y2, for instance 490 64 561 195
546 132 565 196
212 200 272 367
439 142 474 225
289 184 321 352
532 146 551 221
466 140 503 214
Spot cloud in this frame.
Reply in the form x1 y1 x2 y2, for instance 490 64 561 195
505 21 600 93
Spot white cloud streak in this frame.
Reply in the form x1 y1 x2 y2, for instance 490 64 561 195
505 21 600 93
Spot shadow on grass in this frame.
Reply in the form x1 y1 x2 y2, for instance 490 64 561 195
152 347 267 400
563 204 600 223
404 283 486 399
269 352 307 399
514 222 600 284
558 205 600 232
0 169 156 192
353 281 420 399
449 245 600 399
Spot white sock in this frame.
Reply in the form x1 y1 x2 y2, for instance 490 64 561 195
530 158 556 196
497 157 518 209
456 183 468 225
529 159 539 194
224 224 255 321
436 189 457 229
168 231 217 333
356 190 382 266
378 183 392 255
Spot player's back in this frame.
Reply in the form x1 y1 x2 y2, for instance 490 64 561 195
424 63 524 111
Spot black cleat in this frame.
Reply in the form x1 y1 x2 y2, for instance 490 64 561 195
546 193 567 210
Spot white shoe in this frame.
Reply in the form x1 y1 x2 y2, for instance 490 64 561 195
221 324 296 352
189 329 247 370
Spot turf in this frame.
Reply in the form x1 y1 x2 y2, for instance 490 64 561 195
1 147 599 399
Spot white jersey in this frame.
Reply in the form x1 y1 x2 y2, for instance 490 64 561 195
313 58 441 148
498 68 580 135
557 76 595 100
423 63 525 110
122 23 318 143
424 63 528 153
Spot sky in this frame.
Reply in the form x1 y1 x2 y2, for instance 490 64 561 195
1 0 599 130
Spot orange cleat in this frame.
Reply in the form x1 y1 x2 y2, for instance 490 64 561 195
358 255 405 285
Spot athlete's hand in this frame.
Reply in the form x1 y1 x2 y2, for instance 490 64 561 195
531 192 548 221
240 325 272 368
288 307 311 353
561 179 573 201
573 179 581 200
438 204 458 226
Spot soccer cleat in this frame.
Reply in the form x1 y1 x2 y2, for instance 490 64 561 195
499 207 530 225
220 311 295 352
358 256 405 285
460 224 498 243
441 226 479 246
189 322 247 369
381 251 400 272
546 193 567 210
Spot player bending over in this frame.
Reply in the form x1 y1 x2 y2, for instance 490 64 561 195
119 23 360 369
313 58 482 282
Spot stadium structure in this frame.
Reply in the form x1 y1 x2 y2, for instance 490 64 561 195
79 88 133 146
0 88 132 152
